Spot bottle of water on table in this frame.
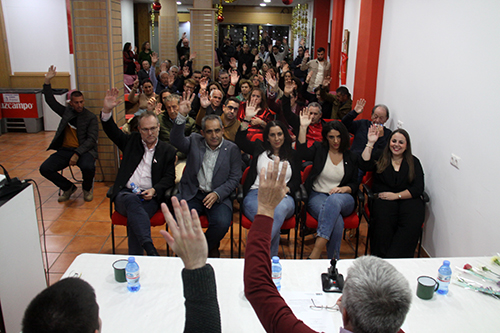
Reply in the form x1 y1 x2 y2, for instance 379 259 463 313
126 256 141 292
271 256 282 291
437 260 452 295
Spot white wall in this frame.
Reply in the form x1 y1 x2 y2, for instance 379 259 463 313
121 0 135 49
341 0 360 92
2 0 71 73
377 0 500 257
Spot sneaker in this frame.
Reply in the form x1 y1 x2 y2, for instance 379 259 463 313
83 189 93 202
58 185 77 202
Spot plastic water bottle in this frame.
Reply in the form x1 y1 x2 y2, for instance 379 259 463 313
271 256 282 291
126 257 141 292
130 182 144 201
437 260 452 295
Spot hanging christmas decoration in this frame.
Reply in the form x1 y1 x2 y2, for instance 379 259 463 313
152 1 161 11
217 15 224 22
216 0 224 23
282 0 293 5
292 3 308 40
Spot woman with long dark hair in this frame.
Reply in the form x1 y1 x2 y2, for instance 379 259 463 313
236 118 301 257
298 111 359 259
360 126 425 258
123 42 138 75
236 88 274 141
138 41 152 68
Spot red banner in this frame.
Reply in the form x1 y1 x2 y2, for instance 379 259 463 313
1 93 40 118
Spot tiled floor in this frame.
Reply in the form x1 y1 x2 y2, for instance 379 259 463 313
0 131 370 286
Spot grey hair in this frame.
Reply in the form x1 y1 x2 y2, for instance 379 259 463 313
168 65 179 72
201 114 223 131
372 104 390 119
210 89 224 98
137 110 159 126
342 256 411 333
165 94 180 103
159 71 168 78
308 101 322 114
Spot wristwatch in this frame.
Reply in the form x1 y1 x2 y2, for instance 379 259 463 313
398 194 402 199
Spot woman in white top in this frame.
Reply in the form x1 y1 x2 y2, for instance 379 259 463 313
297 109 359 259
236 112 301 256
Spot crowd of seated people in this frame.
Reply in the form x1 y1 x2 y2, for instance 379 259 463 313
42 32 426 262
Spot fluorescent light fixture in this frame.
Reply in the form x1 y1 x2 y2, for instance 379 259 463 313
260 3 267 6
264 0 271 2
176 1 181 4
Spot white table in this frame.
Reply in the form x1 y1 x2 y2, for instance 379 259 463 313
63 254 500 332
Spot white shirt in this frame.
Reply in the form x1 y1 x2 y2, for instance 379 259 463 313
313 157 344 193
250 152 291 190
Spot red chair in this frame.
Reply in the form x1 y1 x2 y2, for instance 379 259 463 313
237 167 299 259
299 165 364 259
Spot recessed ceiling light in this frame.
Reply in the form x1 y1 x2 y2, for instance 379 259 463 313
260 3 267 6
264 0 271 2
176 1 181 4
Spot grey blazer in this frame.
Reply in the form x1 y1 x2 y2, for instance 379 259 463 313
170 118 242 210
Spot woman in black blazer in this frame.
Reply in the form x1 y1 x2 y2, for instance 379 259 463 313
297 111 358 259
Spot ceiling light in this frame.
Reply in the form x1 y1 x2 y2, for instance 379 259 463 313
264 0 271 2
176 1 181 4
260 3 267 6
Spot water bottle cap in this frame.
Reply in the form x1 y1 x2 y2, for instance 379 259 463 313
443 260 450 266
128 256 136 263
272 256 280 263
130 182 135 186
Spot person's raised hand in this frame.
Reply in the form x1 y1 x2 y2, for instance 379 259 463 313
183 66 190 78
230 69 240 86
255 54 260 62
151 52 159 66
200 77 209 90
304 49 310 59
354 99 366 114
160 198 207 270
299 38 305 47
102 88 121 113
199 89 210 108
245 98 260 120
322 76 331 88
257 157 288 218
242 63 247 73
154 102 163 115
45 65 57 84
230 57 237 69
282 62 290 73
284 80 294 97
299 108 313 127
167 73 175 86
179 91 195 116
133 46 138 54
146 96 156 112
182 32 187 40
367 124 379 144
266 71 277 89
160 61 168 73
276 60 281 68
133 79 139 90
189 51 197 61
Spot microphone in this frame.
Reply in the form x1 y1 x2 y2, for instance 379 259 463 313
321 258 344 293
0 164 12 183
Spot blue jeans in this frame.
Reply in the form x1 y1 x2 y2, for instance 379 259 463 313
185 191 233 252
114 189 159 255
243 189 295 257
308 191 355 259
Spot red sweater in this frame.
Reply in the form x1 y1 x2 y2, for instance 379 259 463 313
244 214 317 333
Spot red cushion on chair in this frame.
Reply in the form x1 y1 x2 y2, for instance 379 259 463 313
242 214 295 230
111 210 165 227
200 215 209 228
305 211 359 229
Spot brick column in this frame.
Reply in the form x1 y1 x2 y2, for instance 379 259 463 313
71 0 124 181
189 0 216 77
159 0 178 66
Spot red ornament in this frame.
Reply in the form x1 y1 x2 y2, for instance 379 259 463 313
217 15 224 23
152 2 161 11
282 0 293 5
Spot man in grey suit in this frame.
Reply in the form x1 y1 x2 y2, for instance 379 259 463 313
170 93 242 257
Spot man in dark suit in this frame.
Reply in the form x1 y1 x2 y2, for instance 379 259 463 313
101 88 176 256
170 93 242 257
40 66 98 202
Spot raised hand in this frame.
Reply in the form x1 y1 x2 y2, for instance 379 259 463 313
45 65 57 84
257 157 288 217
102 88 121 113
133 79 139 90
299 38 305 47
189 51 197 61
299 108 313 127
304 49 310 59
200 77 209 90
230 70 240 86
183 66 190 78
255 54 260 62
266 71 277 88
151 52 159 65
242 63 247 73
179 91 195 116
182 32 187 40
199 89 210 109
229 57 237 69
154 102 163 115
276 60 281 68
133 46 138 54
354 99 366 114
322 76 331 88
367 124 379 144
159 198 207 270
167 73 175 87
282 62 290 73
245 98 260 120
146 96 157 112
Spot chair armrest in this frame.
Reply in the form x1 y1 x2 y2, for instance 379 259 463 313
362 184 375 201
236 184 244 203
299 184 308 202
421 191 430 203
106 185 114 198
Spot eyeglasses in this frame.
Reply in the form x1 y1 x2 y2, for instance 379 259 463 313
309 299 339 312
226 106 238 111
